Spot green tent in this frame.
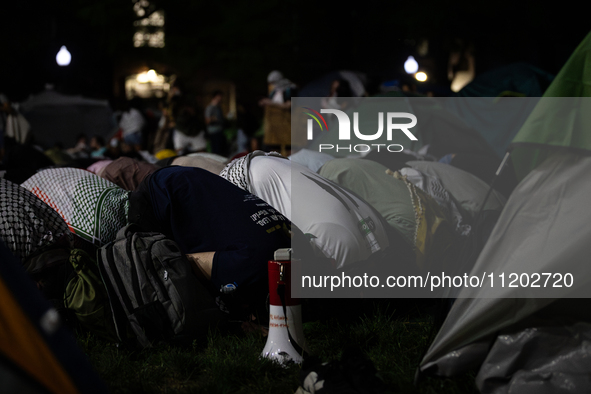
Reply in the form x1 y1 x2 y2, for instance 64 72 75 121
418 31 591 393
454 62 554 98
511 31 591 179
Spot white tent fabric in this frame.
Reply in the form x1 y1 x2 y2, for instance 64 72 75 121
338 71 367 97
20 90 111 111
19 89 115 149
476 319 591 393
419 152 591 393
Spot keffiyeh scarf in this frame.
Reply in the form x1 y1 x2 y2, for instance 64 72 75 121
0 178 72 261
22 168 129 246
219 150 286 191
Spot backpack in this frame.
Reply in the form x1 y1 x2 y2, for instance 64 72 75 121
64 249 120 342
97 224 226 348
24 247 119 341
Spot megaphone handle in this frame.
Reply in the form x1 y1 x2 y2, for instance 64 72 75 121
279 263 285 283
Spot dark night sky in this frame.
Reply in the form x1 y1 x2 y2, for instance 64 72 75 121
1 0 589 102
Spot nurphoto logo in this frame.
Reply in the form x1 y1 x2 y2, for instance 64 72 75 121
302 107 418 153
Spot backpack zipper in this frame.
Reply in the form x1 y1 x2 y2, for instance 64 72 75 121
126 235 145 306
147 239 171 302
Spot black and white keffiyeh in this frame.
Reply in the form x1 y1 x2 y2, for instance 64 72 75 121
21 168 129 246
0 178 72 261
219 150 286 191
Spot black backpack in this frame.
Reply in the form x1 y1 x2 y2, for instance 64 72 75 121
97 224 226 348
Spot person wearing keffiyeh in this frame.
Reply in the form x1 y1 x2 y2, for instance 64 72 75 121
22 168 129 247
0 178 72 263
220 151 392 269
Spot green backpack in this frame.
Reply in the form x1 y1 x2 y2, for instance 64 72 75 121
24 247 125 342
63 249 120 342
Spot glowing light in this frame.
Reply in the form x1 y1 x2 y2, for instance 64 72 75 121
148 31 165 47
56 46 71 66
415 72 427 82
136 69 163 84
404 56 418 74
137 72 149 83
126 71 172 99
450 71 475 92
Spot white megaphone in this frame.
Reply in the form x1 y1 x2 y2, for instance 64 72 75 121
261 248 308 365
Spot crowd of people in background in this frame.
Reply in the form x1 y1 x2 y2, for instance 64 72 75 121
0 67 516 336
0 70 361 177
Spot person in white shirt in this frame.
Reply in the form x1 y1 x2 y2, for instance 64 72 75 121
220 151 391 269
119 102 145 149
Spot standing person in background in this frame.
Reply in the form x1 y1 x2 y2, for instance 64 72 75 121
143 99 164 154
119 100 146 152
1 93 31 146
259 70 297 109
151 81 183 154
204 90 227 156
258 71 297 155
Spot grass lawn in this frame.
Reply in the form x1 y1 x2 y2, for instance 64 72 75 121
78 299 478 393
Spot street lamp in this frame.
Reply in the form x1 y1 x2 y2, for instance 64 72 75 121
404 56 419 74
56 46 71 66
415 72 427 82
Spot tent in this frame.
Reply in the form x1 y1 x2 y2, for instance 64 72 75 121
418 31 591 393
298 70 367 98
453 62 554 98
0 239 107 394
443 63 555 158
296 70 367 146
19 89 116 149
